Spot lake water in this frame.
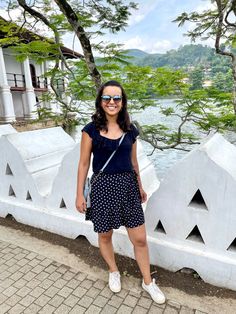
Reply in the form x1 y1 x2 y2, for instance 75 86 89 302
132 99 189 179
71 98 235 179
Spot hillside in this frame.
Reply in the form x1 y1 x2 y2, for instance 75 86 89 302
124 49 150 59
126 44 219 68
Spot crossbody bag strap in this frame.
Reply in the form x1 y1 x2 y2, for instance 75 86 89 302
100 132 126 172
85 132 126 206
89 132 126 189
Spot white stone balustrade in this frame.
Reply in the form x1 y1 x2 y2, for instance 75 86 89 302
0 125 157 245
145 133 236 291
0 124 17 137
0 126 75 218
0 125 236 291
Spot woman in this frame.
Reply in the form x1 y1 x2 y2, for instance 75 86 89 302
76 80 165 304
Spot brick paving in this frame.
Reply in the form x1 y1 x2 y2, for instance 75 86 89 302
0 240 208 314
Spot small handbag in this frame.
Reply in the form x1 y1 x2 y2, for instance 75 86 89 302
84 133 126 208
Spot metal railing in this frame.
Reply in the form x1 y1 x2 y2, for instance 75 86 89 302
7 73 25 88
6 73 48 89
33 76 48 89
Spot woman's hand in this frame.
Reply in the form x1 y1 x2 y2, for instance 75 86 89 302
139 187 147 203
76 195 87 213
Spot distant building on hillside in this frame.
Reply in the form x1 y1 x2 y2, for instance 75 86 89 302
202 80 212 88
0 17 82 124
181 77 190 84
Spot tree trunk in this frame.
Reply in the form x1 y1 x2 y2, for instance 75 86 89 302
54 0 102 90
215 0 236 115
232 59 236 114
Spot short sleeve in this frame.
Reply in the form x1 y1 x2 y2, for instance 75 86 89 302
82 122 95 139
130 123 139 143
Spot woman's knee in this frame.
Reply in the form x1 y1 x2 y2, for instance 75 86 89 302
98 230 113 244
132 236 147 248
127 225 147 248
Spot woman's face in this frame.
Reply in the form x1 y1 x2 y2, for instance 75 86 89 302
101 86 123 117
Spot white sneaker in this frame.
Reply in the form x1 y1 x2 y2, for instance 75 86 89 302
142 278 166 304
109 271 121 293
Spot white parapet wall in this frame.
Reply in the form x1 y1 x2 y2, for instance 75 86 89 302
43 133 158 244
145 133 236 291
0 126 158 249
0 124 17 136
1 126 236 291
0 127 75 218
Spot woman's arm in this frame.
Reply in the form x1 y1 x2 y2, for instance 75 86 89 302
76 131 92 213
131 141 147 203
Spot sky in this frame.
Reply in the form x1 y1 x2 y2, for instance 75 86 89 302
122 0 213 53
0 0 214 55
62 0 214 55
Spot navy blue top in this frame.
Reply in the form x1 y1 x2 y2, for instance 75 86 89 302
82 122 139 174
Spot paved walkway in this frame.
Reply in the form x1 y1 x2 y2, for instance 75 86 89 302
0 239 206 314
1 223 236 314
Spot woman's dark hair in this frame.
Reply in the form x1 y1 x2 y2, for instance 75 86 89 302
92 80 131 132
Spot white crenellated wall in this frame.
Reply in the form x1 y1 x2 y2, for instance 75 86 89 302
145 133 236 290
0 126 75 212
0 124 17 137
0 125 236 291
0 125 157 247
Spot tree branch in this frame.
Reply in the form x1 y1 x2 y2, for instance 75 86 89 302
54 0 101 89
225 0 236 27
133 120 200 152
215 0 235 60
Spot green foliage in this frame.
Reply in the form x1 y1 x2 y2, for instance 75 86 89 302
13 41 60 63
87 0 138 33
126 44 234 92
174 0 236 114
95 43 132 65
176 88 236 133
189 67 204 90
174 3 226 42
132 44 214 68
232 35 236 48
49 14 72 32
140 123 200 150
2 0 236 151
212 70 233 92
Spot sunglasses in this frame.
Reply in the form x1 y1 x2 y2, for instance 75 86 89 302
101 95 122 103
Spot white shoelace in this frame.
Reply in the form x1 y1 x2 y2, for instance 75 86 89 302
110 272 120 286
149 278 162 295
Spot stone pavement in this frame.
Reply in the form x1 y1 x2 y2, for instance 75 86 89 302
0 239 206 314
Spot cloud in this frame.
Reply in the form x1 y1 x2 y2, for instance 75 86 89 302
195 1 216 12
150 40 173 53
123 36 175 54
128 13 146 26
123 35 147 51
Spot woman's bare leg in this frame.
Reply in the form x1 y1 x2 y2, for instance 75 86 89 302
126 224 152 284
98 230 118 272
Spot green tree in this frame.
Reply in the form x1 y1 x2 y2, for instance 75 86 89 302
2 1 236 152
12 0 137 89
96 63 236 151
1 0 136 127
174 0 236 114
212 70 234 91
190 67 204 90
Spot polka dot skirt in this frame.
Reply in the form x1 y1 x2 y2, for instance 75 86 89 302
85 171 145 233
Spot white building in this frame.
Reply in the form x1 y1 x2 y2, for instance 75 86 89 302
0 17 82 123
